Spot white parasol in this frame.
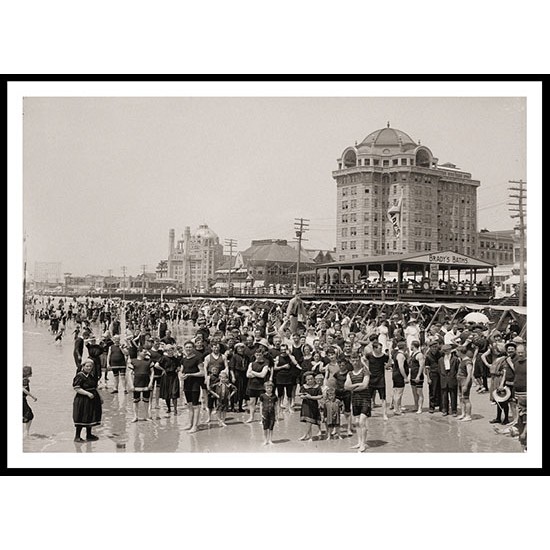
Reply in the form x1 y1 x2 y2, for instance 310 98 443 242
463 312 489 324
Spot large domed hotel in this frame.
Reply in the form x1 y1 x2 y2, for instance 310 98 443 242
333 124 480 261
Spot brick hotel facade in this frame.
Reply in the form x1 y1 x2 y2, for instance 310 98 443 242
333 125 480 261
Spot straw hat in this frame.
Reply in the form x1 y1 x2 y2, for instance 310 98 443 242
493 387 511 403
256 338 270 349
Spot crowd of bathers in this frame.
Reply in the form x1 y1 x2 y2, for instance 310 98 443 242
25 294 527 451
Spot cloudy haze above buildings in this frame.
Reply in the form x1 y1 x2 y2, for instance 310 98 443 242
22 96 526 277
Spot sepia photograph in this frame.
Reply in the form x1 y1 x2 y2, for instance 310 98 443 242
8 80 542 470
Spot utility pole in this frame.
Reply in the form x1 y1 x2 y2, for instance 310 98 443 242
508 179 526 307
294 218 309 293
225 238 237 296
121 266 127 301
140 264 147 300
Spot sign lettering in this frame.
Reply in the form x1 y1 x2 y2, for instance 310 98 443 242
428 253 469 265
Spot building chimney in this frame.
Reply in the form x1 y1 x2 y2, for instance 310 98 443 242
169 228 175 255
183 226 191 291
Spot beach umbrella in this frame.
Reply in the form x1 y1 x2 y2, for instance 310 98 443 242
463 312 489 324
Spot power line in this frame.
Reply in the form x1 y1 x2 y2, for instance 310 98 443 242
477 199 510 211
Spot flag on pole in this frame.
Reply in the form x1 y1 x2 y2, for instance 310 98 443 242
387 187 403 237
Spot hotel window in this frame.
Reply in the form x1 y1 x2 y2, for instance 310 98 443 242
363 226 369 235
342 214 348 223
350 241 357 250
393 241 396 250
374 227 378 236
373 241 379 250
363 213 370 221
393 159 399 166
351 186 357 195
364 240 369 248
350 213 357 222
341 242 348 250
383 160 389 167
374 199 378 208
342 201 348 210
364 198 370 207
373 159 380 166
365 159 370 166
350 227 357 236
352 255 358 259
365 188 370 194
373 214 379 222
341 228 348 238
424 242 432 251
350 199 357 209
401 158 407 165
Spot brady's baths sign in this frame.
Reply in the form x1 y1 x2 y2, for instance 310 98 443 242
412 252 473 265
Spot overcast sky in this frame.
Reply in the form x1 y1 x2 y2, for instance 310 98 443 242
22 95 526 277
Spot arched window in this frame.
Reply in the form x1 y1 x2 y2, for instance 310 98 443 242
343 150 357 168
416 149 431 168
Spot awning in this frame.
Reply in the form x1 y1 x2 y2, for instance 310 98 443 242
503 275 526 285
253 280 265 288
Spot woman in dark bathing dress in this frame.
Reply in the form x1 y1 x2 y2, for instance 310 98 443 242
73 359 103 442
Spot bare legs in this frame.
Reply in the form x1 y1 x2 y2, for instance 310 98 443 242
393 387 404 415
381 399 388 420
246 397 258 423
132 399 152 422
299 422 313 441
263 429 273 445
415 387 424 414
350 414 368 452
460 395 472 421
344 411 353 436
188 405 200 433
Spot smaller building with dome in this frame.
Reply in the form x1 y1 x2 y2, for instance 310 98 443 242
162 224 224 291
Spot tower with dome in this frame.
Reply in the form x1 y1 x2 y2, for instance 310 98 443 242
165 224 223 291
333 123 480 261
